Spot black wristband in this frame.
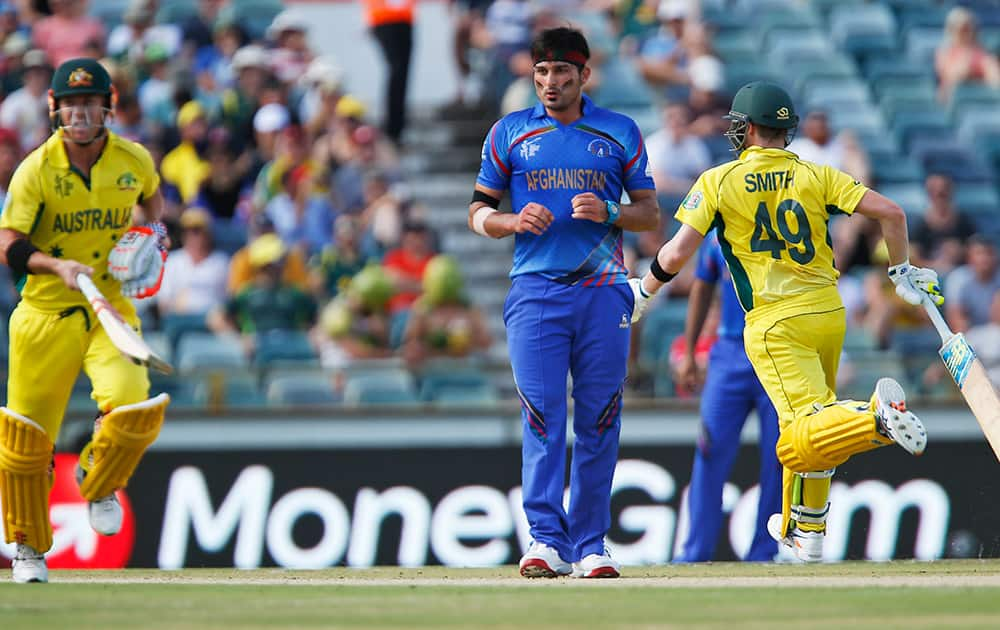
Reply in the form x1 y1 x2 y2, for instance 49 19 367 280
649 256 676 284
472 189 501 208
6 239 40 276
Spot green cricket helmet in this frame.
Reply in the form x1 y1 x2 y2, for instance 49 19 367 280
50 58 113 100
723 81 798 152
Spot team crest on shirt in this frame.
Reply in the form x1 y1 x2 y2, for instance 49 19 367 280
587 138 612 158
67 68 93 88
682 191 703 209
520 138 541 160
116 172 138 191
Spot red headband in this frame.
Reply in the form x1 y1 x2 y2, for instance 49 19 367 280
532 48 588 68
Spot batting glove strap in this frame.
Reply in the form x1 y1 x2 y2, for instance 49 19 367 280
888 260 944 307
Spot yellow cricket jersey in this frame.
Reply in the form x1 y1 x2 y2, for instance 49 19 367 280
674 146 867 311
0 129 159 311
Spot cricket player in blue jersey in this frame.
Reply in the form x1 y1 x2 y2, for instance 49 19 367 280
674 232 781 562
469 27 660 578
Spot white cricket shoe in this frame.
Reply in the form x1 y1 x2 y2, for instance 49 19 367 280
76 463 124 535
518 542 572 578
12 544 47 583
572 549 621 578
767 514 823 563
89 493 124 536
873 377 927 455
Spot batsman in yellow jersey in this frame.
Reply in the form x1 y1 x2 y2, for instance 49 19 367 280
0 58 171 583
629 82 943 562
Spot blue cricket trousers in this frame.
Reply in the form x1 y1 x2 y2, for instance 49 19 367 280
504 274 633 562
676 336 782 562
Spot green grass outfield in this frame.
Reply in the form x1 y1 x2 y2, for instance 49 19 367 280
2 561 1000 629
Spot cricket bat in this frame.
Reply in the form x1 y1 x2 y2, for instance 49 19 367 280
77 273 173 375
923 296 1000 461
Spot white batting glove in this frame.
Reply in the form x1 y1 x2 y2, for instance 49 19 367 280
629 277 655 323
888 260 943 307
109 224 168 299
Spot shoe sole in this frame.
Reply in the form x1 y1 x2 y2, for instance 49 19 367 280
875 378 926 455
519 560 562 578
576 567 620 578
766 514 792 548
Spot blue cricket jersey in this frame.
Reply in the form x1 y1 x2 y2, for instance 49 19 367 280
476 94 655 286
694 231 746 339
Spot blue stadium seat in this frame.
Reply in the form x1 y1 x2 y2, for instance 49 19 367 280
863 58 935 83
904 27 944 63
176 333 247 372
890 110 952 152
893 4 948 32
432 384 500 407
637 299 687 372
143 331 172 365
949 83 1000 116
954 184 1000 215
156 0 198 24
254 329 318 367
913 142 994 183
342 371 419 405
89 0 129 30
766 33 836 66
714 32 760 63
879 183 928 215
229 0 284 41
161 313 210 359
212 219 248 256
266 374 340 406
829 3 897 41
192 370 265 407
869 152 922 186
871 75 936 101
800 78 872 108
419 367 497 403
838 31 899 66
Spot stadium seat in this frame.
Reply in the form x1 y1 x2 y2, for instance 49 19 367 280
637 299 687 373
869 152 922 186
229 0 284 41
432 384 500 407
894 5 949 31
829 3 897 41
954 184 1000 215
212 219 249 256
143 331 172 365
89 0 129 29
254 329 319 367
955 107 1000 144
839 32 900 67
192 370 265 408
879 183 928 215
342 371 419 405
176 333 247 372
800 78 872 108
570 11 616 58
913 143 994 183
418 365 494 402
904 27 943 63
766 34 836 67
871 76 936 102
161 313 210 359
949 83 1000 116
713 32 760 63
266 374 340 406
839 352 910 400
156 0 198 24
890 110 952 152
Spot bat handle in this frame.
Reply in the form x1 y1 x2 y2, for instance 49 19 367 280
922 295 954 344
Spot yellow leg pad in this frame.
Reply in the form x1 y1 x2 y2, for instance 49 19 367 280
798 477 832 533
78 393 169 501
776 400 891 473
779 467 798 539
0 408 54 552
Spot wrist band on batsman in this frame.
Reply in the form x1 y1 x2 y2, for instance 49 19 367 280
650 256 676 283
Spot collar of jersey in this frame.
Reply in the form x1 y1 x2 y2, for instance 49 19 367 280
48 128 114 169
530 93 595 121
739 145 795 161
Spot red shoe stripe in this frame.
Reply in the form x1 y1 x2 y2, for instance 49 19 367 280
583 566 620 578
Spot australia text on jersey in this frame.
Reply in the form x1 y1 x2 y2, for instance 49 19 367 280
52 207 133 234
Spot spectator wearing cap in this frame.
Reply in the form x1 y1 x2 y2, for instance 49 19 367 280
252 102 289 165
297 56 344 137
157 207 230 319
210 232 318 358
107 0 182 67
0 126 20 206
161 101 212 204
382 220 436 315
252 123 322 213
362 0 414 144
227 213 311 295
137 42 177 129
32 0 106 66
633 0 691 95
265 162 338 257
222 44 271 140
0 48 50 151
267 9 314 85
0 31 31 96
330 121 401 215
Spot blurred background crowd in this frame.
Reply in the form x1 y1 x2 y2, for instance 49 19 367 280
0 0 996 410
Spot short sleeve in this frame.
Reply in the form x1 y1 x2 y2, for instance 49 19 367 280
623 120 655 192
822 165 867 215
673 170 719 235
135 143 161 200
475 120 511 191
0 157 43 235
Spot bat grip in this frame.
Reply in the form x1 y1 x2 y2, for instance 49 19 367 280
922 295 954 343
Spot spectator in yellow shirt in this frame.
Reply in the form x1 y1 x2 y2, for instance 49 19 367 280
160 100 211 203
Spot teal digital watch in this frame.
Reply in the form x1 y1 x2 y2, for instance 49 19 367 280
604 200 621 225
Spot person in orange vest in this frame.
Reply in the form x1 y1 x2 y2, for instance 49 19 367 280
362 0 414 145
